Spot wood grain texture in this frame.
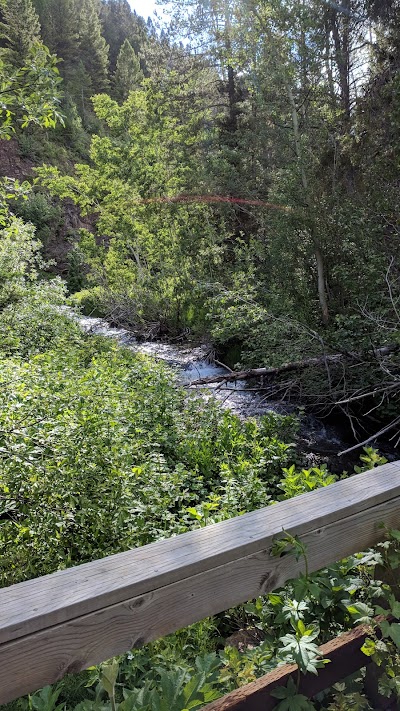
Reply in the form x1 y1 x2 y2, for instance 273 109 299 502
0 462 399 703
1 462 399 646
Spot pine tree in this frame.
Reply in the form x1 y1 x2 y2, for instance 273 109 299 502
114 39 143 101
0 0 41 65
34 0 79 77
100 0 148 73
76 0 109 93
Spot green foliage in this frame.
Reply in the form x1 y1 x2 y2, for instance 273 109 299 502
76 0 109 94
326 680 372 711
0 280 80 356
0 43 64 138
354 447 388 474
2 1 400 708
9 0 400 427
28 685 64 711
38 76 226 334
272 677 316 710
279 465 337 499
117 666 221 710
99 0 148 74
58 99 91 156
14 190 62 244
0 0 41 66
67 244 89 294
33 0 79 80
0 333 297 584
278 621 329 675
69 286 106 315
114 40 143 102
0 216 42 306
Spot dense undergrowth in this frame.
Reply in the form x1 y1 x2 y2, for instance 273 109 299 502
0 332 298 585
0 211 399 711
2 326 400 711
1 276 399 709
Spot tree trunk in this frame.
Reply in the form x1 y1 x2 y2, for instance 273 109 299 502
330 4 351 121
226 63 238 132
287 85 330 325
315 244 329 325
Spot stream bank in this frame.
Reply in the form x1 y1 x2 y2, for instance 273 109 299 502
74 313 376 474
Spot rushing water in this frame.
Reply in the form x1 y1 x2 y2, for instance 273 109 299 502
66 310 400 474
76 314 278 418
73 313 356 465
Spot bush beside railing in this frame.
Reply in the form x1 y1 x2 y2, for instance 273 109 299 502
1 462 400 705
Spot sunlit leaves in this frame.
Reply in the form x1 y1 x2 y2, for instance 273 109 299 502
0 43 64 138
278 620 328 675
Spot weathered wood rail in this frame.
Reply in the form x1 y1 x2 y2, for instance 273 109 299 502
204 621 382 710
1 461 400 705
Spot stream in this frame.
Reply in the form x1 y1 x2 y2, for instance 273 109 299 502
77 315 279 417
74 313 357 471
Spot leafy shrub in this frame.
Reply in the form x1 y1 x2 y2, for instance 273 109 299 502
67 245 89 294
18 131 70 166
55 99 90 158
0 280 82 357
0 337 297 586
14 191 62 246
0 216 42 308
69 286 109 316
279 464 337 499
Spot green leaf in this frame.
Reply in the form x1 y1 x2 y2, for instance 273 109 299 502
388 595 400 619
361 637 376 656
271 677 316 709
384 622 400 648
346 601 374 623
268 593 282 605
100 660 119 698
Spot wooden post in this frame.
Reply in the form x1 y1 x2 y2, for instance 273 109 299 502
0 462 399 704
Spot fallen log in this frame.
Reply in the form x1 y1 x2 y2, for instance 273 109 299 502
187 345 399 387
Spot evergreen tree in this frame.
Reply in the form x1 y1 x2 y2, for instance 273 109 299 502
76 0 109 93
100 0 147 73
30 0 47 19
65 59 93 122
34 0 79 78
114 39 143 101
0 0 41 65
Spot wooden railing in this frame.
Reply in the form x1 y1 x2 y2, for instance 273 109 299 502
1 461 400 706
204 622 383 711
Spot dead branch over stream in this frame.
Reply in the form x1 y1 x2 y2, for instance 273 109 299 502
187 345 399 387
187 344 400 454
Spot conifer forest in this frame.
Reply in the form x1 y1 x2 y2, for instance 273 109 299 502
1 0 400 708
